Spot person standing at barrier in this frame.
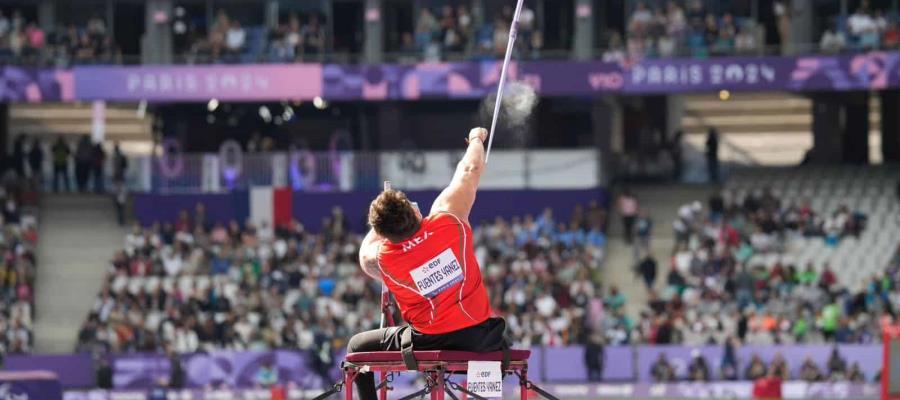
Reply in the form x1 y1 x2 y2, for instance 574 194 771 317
706 127 720 183
27 138 44 187
348 127 507 400
51 136 70 192
75 135 92 192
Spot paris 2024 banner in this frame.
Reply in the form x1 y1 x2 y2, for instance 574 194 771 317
60 51 900 103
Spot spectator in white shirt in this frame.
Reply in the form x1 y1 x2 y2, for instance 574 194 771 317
0 11 9 37
162 247 183 276
820 26 846 53
225 20 246 55
629 2 653 34
848 7 879 48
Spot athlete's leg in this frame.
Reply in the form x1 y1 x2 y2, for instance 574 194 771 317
347 327 404 400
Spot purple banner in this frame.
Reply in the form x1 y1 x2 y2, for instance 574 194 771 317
74 64 323 102
636 345 882 382
0 67 72 102
113 354 170 389
63 382 880 400
625 57 789 93
11 344 881 390
2 51 899 103
181 350 331 389
4 353 94 388
322 60 622 100
540 346 633 382
321 52 900 100
0 371 63 400
113 350 335 390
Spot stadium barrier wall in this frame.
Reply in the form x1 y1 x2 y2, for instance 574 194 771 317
4 52 900 103
4 345 880 390
59 382 881 400
143 149 601 194
133 187 607 232
0 370 63 400
3 354 94 389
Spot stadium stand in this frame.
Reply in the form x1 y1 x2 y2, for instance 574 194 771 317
76 202 608 354
635 166 900 349
726 166 898 288
0 183 38 357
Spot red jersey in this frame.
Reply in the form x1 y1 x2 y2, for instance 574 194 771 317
377 212 492 334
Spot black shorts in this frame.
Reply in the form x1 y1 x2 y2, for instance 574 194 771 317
347 317 509 354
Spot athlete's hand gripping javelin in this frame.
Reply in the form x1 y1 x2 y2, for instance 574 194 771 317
357 127 488 281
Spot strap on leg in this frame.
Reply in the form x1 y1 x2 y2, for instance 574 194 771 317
400 326 419 370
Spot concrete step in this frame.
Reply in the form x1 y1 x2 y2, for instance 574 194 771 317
683 113 880 127
33 194 127 353
682 92 806 101
605 185 717 319
14 122 152 137
9 103 153 146
11 107 144 120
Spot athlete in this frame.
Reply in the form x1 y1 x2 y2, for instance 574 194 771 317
348 127 507 400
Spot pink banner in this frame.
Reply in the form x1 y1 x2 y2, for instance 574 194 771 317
75 64 323 102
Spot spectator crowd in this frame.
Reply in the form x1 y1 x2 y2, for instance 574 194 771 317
76 202 609 356
649 346 869 382
0 8 116 65
402 3 542 62
74 189 898 385
820 1 900 53
0 10 47 63
620 186 891 360
615 0 763 62
0 184 38 358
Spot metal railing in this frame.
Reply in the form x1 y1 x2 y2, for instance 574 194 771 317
11 39 898 68
149 151 382 194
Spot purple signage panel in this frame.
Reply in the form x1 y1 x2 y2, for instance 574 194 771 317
321 53 900 100
74 64 323 102
624 57 791 94
63 51 900 102
62 382 881 400
0 371 63 400
181 350 330 389
0 67 72 102
541 346 633 382
4 353 94 388
113 354 169 389
636 345 882 383
787 51 900 91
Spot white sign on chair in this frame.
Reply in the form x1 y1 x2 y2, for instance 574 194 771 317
466 361 503 398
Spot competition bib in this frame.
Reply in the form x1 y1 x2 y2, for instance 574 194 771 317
409 248 463 298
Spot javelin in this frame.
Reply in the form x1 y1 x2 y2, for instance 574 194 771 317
380 181 392 329
485 0 525 164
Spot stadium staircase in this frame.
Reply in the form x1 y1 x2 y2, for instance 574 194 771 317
604 185 716 319
10 103 154 153
680 92 882 165
33 195 127 353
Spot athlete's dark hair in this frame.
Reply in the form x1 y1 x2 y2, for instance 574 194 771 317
368 189 421 242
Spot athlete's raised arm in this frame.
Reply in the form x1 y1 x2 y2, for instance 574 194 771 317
358 228 383 281
430 128 488 222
